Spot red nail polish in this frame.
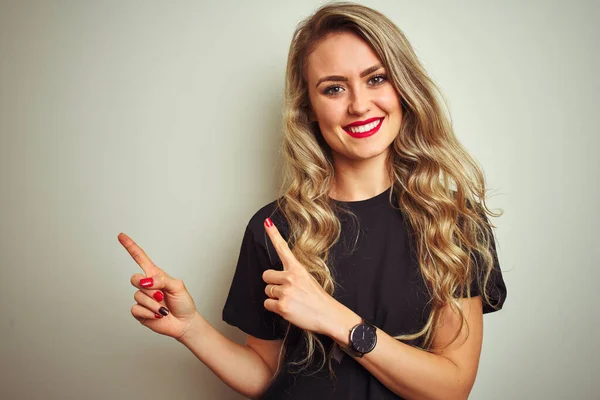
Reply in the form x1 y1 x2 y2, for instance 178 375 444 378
154 313 163 319
265 218 273 227
153 291 164 302
140 277 153 288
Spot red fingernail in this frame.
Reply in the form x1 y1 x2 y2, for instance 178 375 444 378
140 277 153 288
153 291 164 302
154 313 163 319
265 218 273 227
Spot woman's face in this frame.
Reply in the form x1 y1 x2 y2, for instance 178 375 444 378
306 31 402 164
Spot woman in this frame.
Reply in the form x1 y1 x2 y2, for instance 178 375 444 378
119 2 507 399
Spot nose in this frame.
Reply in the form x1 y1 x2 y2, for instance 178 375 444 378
348 86 371 116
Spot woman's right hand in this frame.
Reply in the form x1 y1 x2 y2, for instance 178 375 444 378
118 232 200 340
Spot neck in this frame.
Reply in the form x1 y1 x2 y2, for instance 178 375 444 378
329 150 392 202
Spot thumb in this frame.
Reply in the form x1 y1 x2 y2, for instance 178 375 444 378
137 272 184 294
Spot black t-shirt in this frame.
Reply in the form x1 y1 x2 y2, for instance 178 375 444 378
222 186 507 399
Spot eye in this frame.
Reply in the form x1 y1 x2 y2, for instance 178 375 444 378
368 74 387 86
323 85 345 96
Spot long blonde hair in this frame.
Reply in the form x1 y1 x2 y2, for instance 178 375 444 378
269 1 503 381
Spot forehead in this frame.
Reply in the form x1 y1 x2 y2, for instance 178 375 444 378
306 31 382 81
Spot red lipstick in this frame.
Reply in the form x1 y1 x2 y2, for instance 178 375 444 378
343 117 384 139
344 117 382 128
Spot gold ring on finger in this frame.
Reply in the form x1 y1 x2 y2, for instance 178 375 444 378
269 285 276 298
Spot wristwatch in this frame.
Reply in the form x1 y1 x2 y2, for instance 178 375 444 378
341 318 378 358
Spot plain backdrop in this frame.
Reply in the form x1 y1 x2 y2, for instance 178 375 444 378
1 0 598 399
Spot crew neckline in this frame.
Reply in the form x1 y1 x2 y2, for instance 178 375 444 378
331 185 394 210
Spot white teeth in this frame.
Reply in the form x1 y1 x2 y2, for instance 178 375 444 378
348 119 381 133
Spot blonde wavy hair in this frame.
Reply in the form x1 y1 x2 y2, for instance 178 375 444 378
269 1 503 381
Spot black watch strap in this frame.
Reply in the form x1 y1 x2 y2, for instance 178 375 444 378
341 343 364 358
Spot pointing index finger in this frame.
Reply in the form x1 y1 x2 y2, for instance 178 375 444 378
264 218 294 266
117 232 159 276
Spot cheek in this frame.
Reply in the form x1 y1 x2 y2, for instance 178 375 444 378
314 100 346 128
376 88 402 115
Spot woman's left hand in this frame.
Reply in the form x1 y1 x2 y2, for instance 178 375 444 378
262 218 347 337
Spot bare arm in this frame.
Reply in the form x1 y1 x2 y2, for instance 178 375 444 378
329 296 484 400
119 232 280 398
176 312 279 400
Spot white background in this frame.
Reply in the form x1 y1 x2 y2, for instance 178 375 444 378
1 0 598 399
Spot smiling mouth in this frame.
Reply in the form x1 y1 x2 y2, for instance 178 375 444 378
343 117 384 138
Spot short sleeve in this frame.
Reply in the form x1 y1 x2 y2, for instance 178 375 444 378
464 212 508 314
222 223 287 340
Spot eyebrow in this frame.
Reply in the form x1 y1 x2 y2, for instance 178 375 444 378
315 64 384 88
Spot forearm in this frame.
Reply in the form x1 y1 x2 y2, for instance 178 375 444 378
176 312 274 399
329 307 469 400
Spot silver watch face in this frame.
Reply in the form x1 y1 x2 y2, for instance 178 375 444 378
350 323 377 353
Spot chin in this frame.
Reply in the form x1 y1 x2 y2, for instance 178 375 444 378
345 145 391 161
326 130 396 161
357 137 395 159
